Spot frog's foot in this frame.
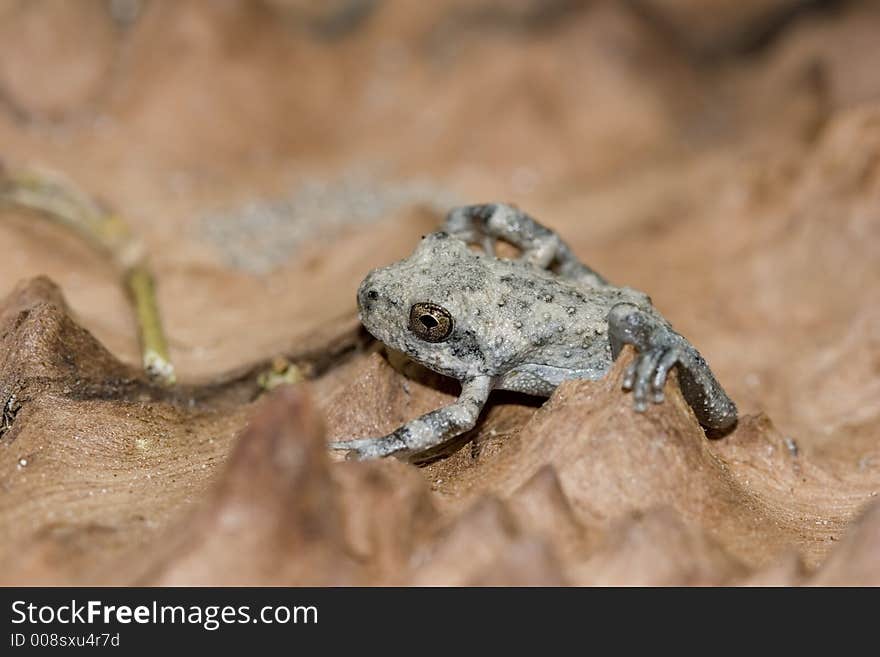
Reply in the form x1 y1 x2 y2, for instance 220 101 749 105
328 436 407 461
609 302 685 412
621 343 684 411
608 302 737 430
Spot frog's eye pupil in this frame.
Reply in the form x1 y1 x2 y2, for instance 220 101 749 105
409 303 453 342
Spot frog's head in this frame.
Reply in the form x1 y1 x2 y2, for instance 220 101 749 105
356 232 493 379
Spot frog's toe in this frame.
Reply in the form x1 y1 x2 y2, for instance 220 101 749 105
622 360 638 391
328 438 368 461
328 437 405 461
632 349 663 412
651 347 682 403
328 438 361 451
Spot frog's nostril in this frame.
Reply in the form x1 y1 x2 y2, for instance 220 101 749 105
367 289 379 301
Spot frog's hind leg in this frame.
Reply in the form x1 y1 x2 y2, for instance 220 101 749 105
444 203 608 288
607 303 737 431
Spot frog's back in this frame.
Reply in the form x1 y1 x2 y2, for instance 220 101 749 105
480 255 651 395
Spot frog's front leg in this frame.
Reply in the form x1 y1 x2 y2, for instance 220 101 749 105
329 376 493 460
444 203 608 288
607 303 737 431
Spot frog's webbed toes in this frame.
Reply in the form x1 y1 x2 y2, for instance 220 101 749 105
610 303 686 413
327 438 368 461
622 359 638 391
622 347 670 412
622 346 683 412
632 348 661 411
651 347 683 402
328 436 407 461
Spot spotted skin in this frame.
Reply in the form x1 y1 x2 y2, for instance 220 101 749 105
330 203 737 460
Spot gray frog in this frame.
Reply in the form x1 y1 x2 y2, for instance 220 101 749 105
331 203 737 460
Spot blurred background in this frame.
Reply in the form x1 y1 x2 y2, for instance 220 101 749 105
0 0 880 444
2 0 880 438
1 0 880 585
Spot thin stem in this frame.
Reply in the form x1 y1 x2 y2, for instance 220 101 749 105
0 166 176 386
124 265 176 385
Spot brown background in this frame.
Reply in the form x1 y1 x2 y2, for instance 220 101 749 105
0 0 878 585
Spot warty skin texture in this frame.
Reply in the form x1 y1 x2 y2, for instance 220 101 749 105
331 204 737 460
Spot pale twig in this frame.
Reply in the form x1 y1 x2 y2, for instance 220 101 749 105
0 165 176 386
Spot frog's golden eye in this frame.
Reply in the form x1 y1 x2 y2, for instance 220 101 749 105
409 302 453 343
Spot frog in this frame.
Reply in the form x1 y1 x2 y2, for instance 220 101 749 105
330 203 737 460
